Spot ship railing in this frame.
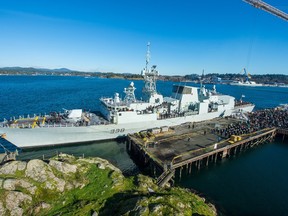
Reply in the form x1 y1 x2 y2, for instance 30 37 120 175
40 121 110 128
3 123 76 128
157 111 198 120
43 123 76 128
1 120 111 129
9 113 49 121
235 101 253 107
26 151 89 161
184 111 199 116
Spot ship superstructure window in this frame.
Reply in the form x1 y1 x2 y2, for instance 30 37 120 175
172 86 192 94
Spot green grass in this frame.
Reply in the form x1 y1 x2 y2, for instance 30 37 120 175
37 163 124 215
1 157 217 216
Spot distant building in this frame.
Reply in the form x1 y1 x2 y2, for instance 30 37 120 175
212 76 222 83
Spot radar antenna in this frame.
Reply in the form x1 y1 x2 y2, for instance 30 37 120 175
124 82 136 104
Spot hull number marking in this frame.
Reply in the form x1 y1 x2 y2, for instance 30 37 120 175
111 128 125 133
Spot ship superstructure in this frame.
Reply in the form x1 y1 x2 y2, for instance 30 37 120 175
99 43 238 125
0 43 255 148
99 43 165 125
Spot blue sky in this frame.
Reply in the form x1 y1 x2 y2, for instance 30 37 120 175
0 0 287 75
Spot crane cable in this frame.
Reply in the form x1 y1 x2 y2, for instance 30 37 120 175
246 10 259 73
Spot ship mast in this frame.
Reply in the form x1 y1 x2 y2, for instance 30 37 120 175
141 42 159 101
145 42 150 71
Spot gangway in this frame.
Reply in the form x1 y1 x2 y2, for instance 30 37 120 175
0 134 22 164
156 169 175 187
243 0 288 21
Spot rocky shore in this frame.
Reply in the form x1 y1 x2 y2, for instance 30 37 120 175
0 154 217 215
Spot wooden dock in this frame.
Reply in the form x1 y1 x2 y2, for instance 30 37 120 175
127 120 280 187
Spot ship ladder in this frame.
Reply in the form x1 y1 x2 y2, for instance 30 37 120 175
31 116 39 128
42 117 46 125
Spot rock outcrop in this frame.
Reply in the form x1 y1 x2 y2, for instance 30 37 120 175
25 159 66 192
3 178 36 194
0 154 217 216
0 154 127 216
5 191 32 216
0 161 26 175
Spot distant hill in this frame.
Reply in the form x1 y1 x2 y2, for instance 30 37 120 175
0 67 90 76
52 68 73 72
0 66 139 79
1 67 287 84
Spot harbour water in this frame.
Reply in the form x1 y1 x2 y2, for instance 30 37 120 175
1 75 288 215
17 140 139 176
178 141 288 216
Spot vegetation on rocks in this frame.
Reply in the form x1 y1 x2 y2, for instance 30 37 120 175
0 154 216 216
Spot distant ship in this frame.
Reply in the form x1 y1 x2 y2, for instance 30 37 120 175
0 43 255 148
230 68 263 87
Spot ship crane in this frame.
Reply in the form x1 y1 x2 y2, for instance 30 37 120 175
239 68 251 82
243 0 288 21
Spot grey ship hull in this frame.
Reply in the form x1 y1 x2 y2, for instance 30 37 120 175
0 104 254 148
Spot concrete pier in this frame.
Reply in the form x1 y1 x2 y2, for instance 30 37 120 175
127 117 280 187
